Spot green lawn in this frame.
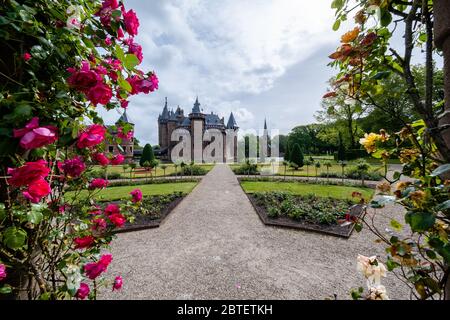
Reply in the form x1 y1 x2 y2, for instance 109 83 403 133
67 182 198 201
230 161 383 177
240 181 374 201
94 163 214 179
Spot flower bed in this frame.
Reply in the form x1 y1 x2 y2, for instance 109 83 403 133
246 191 366 238
114 192 185 233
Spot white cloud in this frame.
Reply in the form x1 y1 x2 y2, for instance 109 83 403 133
100 0 345 144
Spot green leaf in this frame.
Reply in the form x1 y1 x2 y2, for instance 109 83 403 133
393 171 401 180
425 249 437 260
118 77 132 93
332 19 341 31
3 226 27 250
405 211 435 232
27 210 43 224
354 223 362 232
0 285 12 294
390 219 403 232
115 44 125 62
430 164 450 177
436 200 450 211
123 54 140 69
371 71 391 80
380 10 392 27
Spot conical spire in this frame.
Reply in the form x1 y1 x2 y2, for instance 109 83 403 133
161 97 169 120
227 112 238 129
117 109 133 124
192 96 201 113
264 118 267 130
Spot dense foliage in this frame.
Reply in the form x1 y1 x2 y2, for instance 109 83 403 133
0 0 157 299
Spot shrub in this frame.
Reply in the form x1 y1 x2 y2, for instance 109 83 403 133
140 144 155 167
290 144 304 168
232 161 259 175
179 165 208 176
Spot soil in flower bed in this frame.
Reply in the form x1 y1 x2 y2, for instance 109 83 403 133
114 192 185 233
246 191 365 238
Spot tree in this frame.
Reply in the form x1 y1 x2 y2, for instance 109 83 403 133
324 161 332 183
160 164 168 177
282 160 289 180
129 162 137 182
290 144 304 169
140 143 155 167
327 1 450 162
314 161 321 182
339 160 348 185
284 140 291 161
337 132 346 161
356 159 369 187
304 159 313 182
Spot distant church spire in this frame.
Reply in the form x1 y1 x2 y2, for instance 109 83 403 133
264 118 267 130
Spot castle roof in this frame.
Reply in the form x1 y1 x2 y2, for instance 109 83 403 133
192 96 201 113
226 112 238 129
116 110 133 124
160 97 169 120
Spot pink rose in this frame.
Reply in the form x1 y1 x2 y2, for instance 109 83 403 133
76 283 90 300
8 160 50 187
87 82 113 106
13 117 58 150
74 235 95 249
127 40 143 63
130 189 142 203
58 156 85 178
67 61 99 94
117 127 133 140
77 124 106 148
109 213 126 228
112 276 123 291
93 153 110 166
23 53 32 61
104 203 120 216
123 9 139 36
84 255 112 280
92 217 107 231
0 264 6 281
117 27 124 39
120 100 129 109
22 178 51 203
89 178 108 189
110 154 125 165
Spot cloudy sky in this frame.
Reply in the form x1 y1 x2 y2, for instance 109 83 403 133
98 0 435 145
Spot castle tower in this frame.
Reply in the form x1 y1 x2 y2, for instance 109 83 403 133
226 112 239 162
189 97 205 163
115 110 134 163
158 97 169 151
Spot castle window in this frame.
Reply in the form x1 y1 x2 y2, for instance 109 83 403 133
108 146 114 153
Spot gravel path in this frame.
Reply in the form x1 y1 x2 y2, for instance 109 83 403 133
100 164 411 300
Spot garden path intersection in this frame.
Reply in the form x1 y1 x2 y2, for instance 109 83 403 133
101 164 410 300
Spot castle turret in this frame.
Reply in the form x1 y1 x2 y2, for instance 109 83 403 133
189 97 205 162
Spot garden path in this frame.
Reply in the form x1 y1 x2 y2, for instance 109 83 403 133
101 164 411 299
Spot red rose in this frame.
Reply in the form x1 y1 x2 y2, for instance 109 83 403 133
89 178 109 189
104 203 120 216
109 213 126 228
74 235 95 249
130 189 142 203
58 156 86 178
83 254 112 280
23 53 32 61
77 124 106 148
76 283 90 300
123 9 139 36
87 82 113 106
93 153 110 166
22 178 51 203
112 276 123 291
8 160 50 187
67 61 99 94
110 154 125 165
13 117 58 150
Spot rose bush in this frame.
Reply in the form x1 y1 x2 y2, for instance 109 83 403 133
0 0 157 299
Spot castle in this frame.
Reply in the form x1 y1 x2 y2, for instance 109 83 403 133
105 111 135 163
157 97 239 162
